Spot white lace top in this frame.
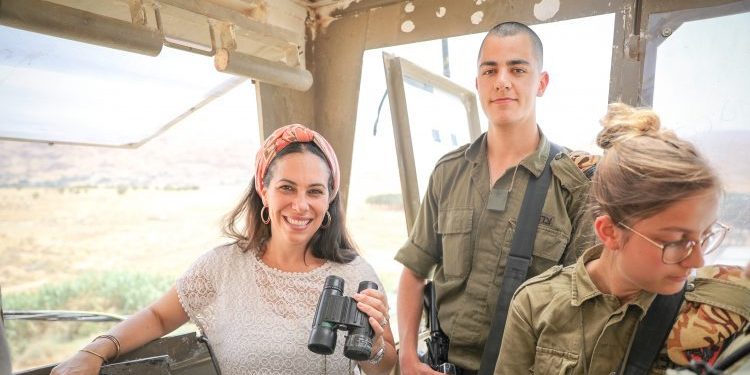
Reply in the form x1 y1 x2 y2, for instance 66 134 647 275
176 243 383 375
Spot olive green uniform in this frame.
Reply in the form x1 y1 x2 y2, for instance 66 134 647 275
496 245 750 375
394 132 595 370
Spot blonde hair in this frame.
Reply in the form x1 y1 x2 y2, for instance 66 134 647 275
591 103 720 224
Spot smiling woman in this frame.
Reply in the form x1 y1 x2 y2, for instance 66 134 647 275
49 124 398 375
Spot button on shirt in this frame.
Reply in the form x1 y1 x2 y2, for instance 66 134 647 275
395 131 595 370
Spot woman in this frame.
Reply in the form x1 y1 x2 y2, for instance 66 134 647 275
494 103 750 374
52 124 396 375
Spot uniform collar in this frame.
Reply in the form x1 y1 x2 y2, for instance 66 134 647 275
464 127 551 178
571 245 656 316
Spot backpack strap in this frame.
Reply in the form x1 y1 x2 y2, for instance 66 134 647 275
477 143 561 375
621 284 687 375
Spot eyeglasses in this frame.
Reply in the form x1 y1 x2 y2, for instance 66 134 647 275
618 221 731 264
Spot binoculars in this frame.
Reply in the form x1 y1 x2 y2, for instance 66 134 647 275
308 275 378 361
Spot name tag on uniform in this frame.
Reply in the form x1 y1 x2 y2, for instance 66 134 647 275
487 188 509 212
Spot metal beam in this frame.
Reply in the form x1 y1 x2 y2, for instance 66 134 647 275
609 0 749 106
639 0 750 105
382 52 419 231
0 0 163 56
309 11 369 209
255 82 315 140
158 0 301 45
357 0 624 50
215 48 313 91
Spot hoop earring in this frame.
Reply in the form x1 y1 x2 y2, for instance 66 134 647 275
260 206 271 225
320 211 331 229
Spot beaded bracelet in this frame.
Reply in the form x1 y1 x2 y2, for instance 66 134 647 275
79 349 107 364
93 334 121 360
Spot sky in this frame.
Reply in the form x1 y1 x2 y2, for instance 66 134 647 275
0 25 235 145
347 11 750 202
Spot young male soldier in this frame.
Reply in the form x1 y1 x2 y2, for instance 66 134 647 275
396 22 596 375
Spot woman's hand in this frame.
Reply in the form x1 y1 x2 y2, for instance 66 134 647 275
353 287 391 343
353 287 397 374
50 350 105 375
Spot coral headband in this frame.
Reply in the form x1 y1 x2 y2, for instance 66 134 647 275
254 124 340 202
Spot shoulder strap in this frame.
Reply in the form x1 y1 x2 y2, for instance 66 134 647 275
621 285 686 375
478 143 561 375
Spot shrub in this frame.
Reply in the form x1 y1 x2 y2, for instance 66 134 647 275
4 271 175 368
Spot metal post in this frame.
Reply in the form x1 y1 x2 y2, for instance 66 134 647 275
214 48 313 92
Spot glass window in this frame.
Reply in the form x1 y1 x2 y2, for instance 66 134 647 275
402 79 474 199
447 13 615 152
349 40 445 332
652 11 750 267
0 25 236 146
0 27 259 370
348 43 437 308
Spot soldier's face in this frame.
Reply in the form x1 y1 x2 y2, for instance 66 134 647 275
615 190 718 296
475 34 548 130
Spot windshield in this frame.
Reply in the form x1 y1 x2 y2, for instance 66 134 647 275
1 26 260 370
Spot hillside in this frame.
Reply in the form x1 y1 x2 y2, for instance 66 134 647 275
690 129 750 192
0 111 258 189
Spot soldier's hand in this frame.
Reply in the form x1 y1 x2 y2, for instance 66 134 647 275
398 355 445 375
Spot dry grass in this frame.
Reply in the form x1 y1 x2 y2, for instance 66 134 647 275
0 186 408 291
0 187 240 292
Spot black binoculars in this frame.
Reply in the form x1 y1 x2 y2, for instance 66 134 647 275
308 275 378 361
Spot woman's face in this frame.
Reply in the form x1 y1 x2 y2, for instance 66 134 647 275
615 189 719 295
262 151 331 249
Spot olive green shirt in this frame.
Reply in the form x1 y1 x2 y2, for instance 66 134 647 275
496 246 750 375
394 131 595 370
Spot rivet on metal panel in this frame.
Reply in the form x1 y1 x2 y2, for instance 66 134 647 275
661 27 673 38
624 33 643 61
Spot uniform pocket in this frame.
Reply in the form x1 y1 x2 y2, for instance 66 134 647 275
529 224 570 276
498 220 570 282
436 208 473 278
532 346 578 375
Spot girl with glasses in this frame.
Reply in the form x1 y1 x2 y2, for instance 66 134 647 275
494 103 750 374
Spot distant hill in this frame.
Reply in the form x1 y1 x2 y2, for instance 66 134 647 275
0 116 258 189
688 130 750 192
0 127 748 192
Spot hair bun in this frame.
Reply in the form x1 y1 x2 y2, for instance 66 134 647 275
597 103 661 150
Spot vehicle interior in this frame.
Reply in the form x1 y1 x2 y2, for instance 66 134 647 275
1 0 749 373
